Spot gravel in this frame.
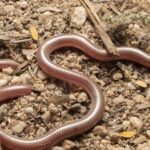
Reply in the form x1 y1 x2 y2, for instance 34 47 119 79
92 125 108 137
129 117 143 129
0 0 149 150
62 140 77 150
12 121 27 134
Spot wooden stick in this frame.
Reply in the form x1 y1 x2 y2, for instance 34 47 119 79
79 0 119 55
109 2 121 16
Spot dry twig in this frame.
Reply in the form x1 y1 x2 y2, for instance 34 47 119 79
0 33 31 45
109 2 121 15
79 0 119 55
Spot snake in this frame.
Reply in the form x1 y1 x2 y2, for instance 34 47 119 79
0 34 149 149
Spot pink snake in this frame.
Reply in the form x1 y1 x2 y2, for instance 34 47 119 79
0 34 149 149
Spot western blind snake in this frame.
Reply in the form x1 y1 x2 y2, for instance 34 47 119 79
0 34 149 149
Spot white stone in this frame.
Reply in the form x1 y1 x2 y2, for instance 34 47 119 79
78 92 88 102
62 140 76 150
93 125 108 137
70 6 87 28
11 76 22 84
122 120 130 129
112 72 123 81
0 79 8 86
37 70 48 80
4 5 15 12
25 107 34 114
41 111 51 122
2 67 14 75
52 146 64 150
129 117 143 129
12 121 26 133
47 83 56 90
16 1 28 9
146 130 150 138
22 49 35 61
36 127 46 137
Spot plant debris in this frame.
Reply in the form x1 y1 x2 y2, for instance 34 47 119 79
0 0 149 150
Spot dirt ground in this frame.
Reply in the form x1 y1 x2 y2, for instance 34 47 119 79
0 0 149 150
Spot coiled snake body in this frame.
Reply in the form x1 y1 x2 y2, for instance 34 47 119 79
0 35 149 149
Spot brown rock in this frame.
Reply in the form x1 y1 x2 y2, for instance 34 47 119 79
92 125 108 137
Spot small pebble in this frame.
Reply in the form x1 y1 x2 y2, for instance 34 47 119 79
37 70 48 80
20 73 32 83
11 76 23 84
112 124 123 132
2 67 14 75
110 133 119 144
136 142 150 150
47 83 56 90
146 130 150 138
127 82 136 90
129 24 134 29
16 0 28 9
20 98 28 106
69 94 76 100
133 135 146 144
1 122 6 127
113 147 126 150
145 87 150 99
70 6 87 29
41 111 51 123
61 110 70 120
41 107 47 113
0 2 4 7
52 146 65 150
135 80 147 88
122 121 130 130
50 107 58 114
4 5 15 12
129 117 143 129
134 24 140 30
137 102 150 110
113 94 124 104
36 127 46 137
77 92 88 102
103 112 109 122
112 72 123 81
22 49 35 61
62 140 76 150
70 103 81 112
0 79 8 86
12 121 26 134
33 83 45 92
133 94 145 103
92 125 108 137
79 106 87 114
25 107 34 115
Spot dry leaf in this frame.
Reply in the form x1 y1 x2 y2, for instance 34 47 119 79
30 26 38 40
119 131 136 138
